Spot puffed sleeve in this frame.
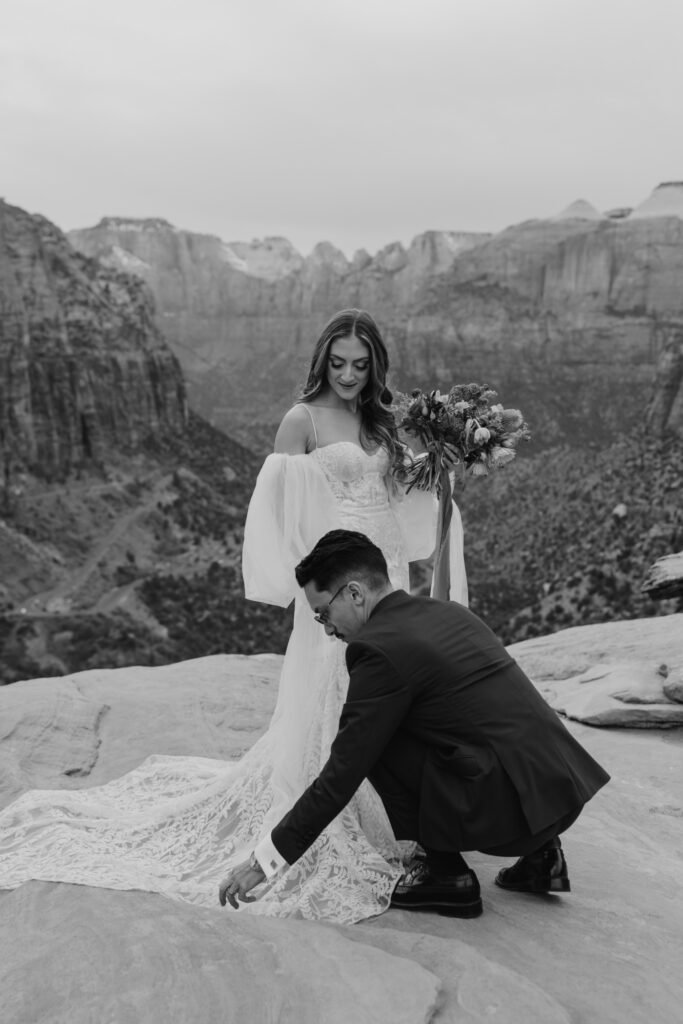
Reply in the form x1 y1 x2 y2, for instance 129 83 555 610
242 453 341 607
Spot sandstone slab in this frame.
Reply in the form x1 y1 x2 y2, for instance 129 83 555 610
343 923 572 1024
509 614 683 727
0 883 439 1024
1 616 682 1023
365 717 683 1024
0 653 280 809
664 667 683 703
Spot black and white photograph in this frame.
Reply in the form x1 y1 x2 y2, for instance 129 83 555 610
1 1 682 1021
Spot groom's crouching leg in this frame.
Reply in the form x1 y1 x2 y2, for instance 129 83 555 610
391 849 483 918
494 836 571 894
491 810 580 895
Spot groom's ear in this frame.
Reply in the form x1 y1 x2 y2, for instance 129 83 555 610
347 581 364 603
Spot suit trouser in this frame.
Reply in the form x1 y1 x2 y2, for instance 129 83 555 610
368 730 581 858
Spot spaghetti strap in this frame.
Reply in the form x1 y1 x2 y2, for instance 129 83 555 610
301 403 318 450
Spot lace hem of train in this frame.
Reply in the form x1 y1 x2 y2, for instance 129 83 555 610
0 445 413 924
0 744 404 923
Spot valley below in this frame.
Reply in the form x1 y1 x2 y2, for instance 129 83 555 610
1 190 682 681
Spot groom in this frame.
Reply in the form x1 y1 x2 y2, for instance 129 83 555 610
219 530 610 917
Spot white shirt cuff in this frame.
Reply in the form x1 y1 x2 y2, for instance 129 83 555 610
254 833 288 879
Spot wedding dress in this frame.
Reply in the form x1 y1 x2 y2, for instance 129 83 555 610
0 444 467 923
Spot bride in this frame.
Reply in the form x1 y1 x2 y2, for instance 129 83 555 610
0 309 467 924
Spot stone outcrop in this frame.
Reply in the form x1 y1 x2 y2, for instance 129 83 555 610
0 202 188 482
553 198 604 220
67 191 683 447
642 550 683 599
1 884 441 1024
1 613 683 1023
645 327 683 434
630 180 683 219
415 214 683 444
509 613 683 726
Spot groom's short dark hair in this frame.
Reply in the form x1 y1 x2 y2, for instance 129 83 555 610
295 530 390 591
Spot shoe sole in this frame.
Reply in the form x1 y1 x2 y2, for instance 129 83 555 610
494 877 571 894
391 898 483 918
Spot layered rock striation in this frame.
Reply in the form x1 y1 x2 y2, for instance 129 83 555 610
414 214 683 442
0 202 188 482
68 219 491 442
68 194 683 446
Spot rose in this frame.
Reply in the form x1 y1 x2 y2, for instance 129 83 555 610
473 426 491 444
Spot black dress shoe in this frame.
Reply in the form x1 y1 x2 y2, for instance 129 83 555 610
495 839 571 894
391 861 483 918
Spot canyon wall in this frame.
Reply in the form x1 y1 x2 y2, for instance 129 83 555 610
68 220 491 441
68 192 683 446
0 202 188 481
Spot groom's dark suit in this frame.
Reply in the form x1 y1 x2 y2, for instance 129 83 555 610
271 590 609 865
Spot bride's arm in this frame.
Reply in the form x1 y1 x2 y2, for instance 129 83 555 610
242 412 338 606
274 405 313 455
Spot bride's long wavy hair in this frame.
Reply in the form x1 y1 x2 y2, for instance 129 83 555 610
298 309 403 474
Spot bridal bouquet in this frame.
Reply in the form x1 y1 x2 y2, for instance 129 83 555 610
394 383 531 599
395 382 531 493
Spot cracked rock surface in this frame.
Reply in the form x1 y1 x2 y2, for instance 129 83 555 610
1 617 682 1023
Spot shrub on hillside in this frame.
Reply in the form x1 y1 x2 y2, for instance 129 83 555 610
460 433 683 641
0 610 175 684
140 562 293 658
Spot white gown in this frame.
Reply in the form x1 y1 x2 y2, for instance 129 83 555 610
0 444 467 924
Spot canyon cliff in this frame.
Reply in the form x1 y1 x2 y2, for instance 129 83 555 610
68 186 683 448
0 201 188 482
67 219 490 445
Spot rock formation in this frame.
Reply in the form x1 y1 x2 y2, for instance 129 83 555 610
553 198 604 220
67 190 683 447
643 550 683 600
1 613 682 1023
0 202 188 482
645 326 683 434
414 214 683 443
509 614 683 726
630 180 683 219
67 219 491 444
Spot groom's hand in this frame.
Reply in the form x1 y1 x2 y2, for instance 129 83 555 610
218 857 266 909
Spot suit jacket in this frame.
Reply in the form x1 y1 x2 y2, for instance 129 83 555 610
271 590 610 863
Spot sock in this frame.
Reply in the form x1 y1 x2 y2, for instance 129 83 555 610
423 848 469 876
524 835 562 862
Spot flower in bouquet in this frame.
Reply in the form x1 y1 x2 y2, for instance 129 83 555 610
394 383 531 494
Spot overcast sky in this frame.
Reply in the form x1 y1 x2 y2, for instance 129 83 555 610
2 0 682 256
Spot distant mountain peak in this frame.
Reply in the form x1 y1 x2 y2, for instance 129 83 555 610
630 181 683 220
553 199 604 221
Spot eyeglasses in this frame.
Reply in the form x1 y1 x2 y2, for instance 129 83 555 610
314 582 348 625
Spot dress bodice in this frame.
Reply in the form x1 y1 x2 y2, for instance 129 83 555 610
311 442 406 590
311 442 391 509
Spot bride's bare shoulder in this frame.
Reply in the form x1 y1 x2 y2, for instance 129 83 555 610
274 403 314 454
